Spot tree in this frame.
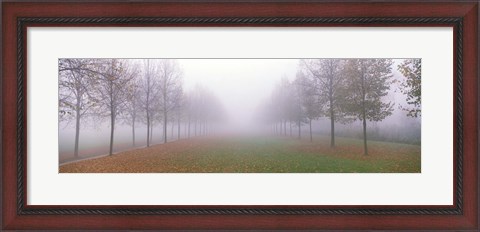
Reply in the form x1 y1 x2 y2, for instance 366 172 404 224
291 88 307 139
277 77 292 136
293 72 321 142
268 87 283 135
397 59 421 117
157 59 183 143
189 85 203 136
123 70 141 147
202 89 226 135
341 59 394 155
58 59 98 158
185 92 194 138
185 85 226 137
93 59 136 155
138 59 160 147
300 59 345 147
174 93 185 140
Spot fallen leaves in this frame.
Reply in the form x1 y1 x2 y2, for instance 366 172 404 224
59 135 421 173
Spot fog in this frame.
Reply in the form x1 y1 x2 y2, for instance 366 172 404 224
59 58 420 163
181 59 298 130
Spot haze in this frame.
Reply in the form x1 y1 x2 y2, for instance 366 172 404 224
59 58 420 164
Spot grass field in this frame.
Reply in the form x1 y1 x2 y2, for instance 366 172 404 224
59 135 421 173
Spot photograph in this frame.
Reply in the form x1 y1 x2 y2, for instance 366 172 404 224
58 58 421 173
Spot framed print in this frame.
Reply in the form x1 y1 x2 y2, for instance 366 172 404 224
2 0 479 230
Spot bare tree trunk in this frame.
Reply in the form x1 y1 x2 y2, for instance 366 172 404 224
132 120 135 147
150 123 153 144
284 120 287 136
164 111 168 143
171 121 174 139
74 106 80 158
309 119 312 142
329 76 335 148
146 117 150 147
109 111 115 155
361 70 368 156
362 112 368 155
194 121 197 136
330 114 335 147
145 61 151 147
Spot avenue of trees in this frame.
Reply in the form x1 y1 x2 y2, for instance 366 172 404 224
258 59 421 155
59 59 225 158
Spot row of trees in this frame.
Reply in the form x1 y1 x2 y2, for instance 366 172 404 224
59 59 225 158
258 59 421 155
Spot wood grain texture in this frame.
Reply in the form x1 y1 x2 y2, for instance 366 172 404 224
2 1 478 230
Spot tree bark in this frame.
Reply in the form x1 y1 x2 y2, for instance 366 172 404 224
147 113 150 147
309 119 312 142
361 68 368 156
329 73 335 148
362 114 368 155
109 110 115 155
108 76 115 156
330 110 335 148
132 120 135 147
164 111 168 143
150 123 153 144
146 73 150 147
74 106 80 158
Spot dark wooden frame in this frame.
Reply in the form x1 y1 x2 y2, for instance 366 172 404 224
2 1 478 230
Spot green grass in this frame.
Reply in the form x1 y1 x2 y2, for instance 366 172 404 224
173 136 419 173
60 135 421 173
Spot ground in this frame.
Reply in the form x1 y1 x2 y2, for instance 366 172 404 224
59 135 421 173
